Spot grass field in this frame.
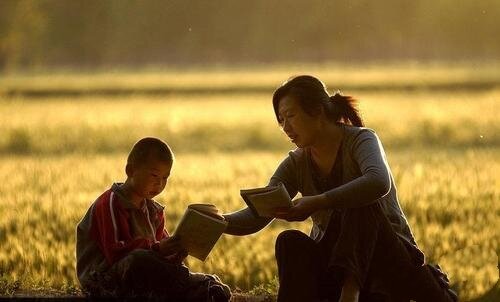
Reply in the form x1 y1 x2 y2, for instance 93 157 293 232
0 68 499 301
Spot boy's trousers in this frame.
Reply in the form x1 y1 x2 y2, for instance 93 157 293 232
275 202 457 302
87 249 231 302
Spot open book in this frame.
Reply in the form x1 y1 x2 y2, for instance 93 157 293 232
173 204 228 261
240 183 292 218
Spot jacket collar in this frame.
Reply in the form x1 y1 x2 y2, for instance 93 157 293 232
110 183 166 215
111 182 149 210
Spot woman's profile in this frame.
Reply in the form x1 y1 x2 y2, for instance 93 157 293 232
222 75 457 302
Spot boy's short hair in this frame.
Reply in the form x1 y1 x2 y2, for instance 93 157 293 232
127 137 174 167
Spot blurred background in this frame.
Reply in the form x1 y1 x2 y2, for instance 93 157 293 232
0 1 499 301
1 0 500 70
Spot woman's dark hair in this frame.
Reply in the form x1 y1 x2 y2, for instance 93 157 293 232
272 75 364 127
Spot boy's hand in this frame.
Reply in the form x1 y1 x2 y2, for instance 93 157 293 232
165 249 188 264
159 236 184 257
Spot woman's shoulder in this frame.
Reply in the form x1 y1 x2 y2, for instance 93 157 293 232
285 148 306 164
343 124 376 135
275 148 307 170
343 124 379 145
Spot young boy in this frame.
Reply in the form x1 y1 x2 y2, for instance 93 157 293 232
76 137 231 301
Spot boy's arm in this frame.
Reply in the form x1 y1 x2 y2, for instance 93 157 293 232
91 195 156 265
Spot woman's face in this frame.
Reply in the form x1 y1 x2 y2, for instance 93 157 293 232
278 95 322 148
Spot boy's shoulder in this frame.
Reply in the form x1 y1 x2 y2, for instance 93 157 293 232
86 186 117 214
93 187 114 206
77 187 114 231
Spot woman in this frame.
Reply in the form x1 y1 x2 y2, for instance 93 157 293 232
223 75 457 302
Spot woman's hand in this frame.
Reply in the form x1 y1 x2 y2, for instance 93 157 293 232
274 194 327 222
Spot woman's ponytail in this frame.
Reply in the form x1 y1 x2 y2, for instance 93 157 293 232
328 92 364 127
272 75 364 127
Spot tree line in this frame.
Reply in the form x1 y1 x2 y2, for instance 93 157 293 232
1 0 499 71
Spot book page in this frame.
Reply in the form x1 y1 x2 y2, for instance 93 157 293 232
244 183 291 217
240 186 276 195
188 203 224 220
173 208 228 261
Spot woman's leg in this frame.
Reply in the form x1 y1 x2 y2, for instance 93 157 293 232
409 265 457 302
275 230 330 302
316 204 413 301
327 203 454 302
326 205 387 289
339 272 360 302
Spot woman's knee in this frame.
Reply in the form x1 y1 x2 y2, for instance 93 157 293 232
275 230 314 256
276 229 308 246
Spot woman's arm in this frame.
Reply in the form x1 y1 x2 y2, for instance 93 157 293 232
223 153 299 235
223 208 272 235
317 129 392 209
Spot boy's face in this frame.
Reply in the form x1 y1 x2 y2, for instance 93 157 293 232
128 159 172 200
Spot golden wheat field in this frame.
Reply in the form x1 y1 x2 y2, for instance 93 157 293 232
0 70 499 301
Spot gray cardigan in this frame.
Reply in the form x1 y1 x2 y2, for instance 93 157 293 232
224 125 417 246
